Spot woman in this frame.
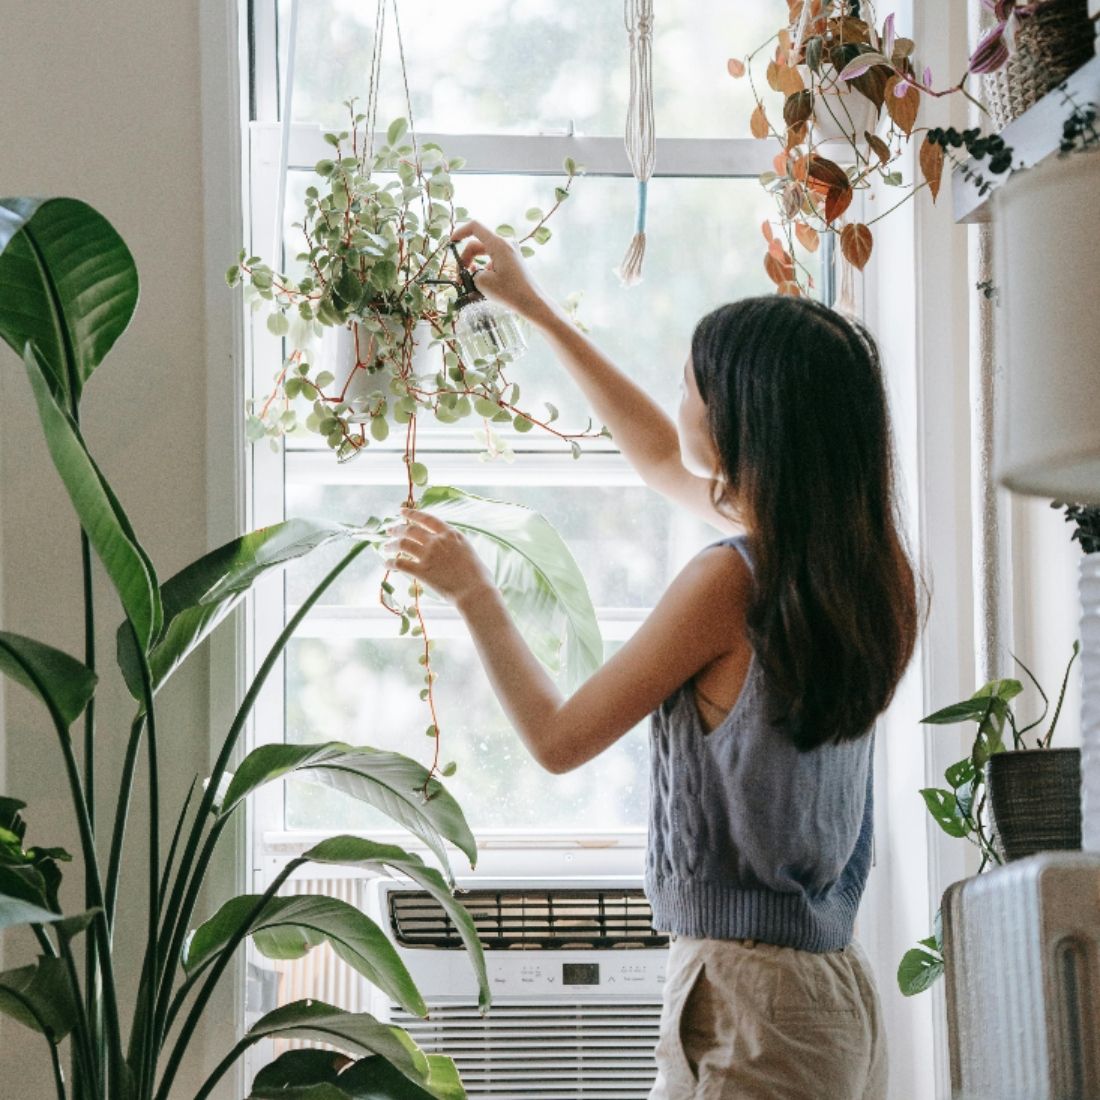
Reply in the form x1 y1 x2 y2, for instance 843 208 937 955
385 220 918 1099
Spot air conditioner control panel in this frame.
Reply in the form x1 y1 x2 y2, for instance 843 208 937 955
487 950 668 997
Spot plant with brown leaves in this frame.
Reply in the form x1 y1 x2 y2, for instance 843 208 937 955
729 0 982 294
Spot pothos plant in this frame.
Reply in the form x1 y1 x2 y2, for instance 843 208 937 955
727 0 988 294
896 643 1079 996
230 108 602 771
0 199 601 1096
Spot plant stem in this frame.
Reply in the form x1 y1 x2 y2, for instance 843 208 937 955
151 542 373 1055
130 635 161 1098
104 714 146 928
863 178 931 227
153 819 228 1048
21 662 124 1094
58 936 97 1100
158 778 197 914
31 922 57 958
48 1038 67 1100
189 1037 253 1100
153 860 305 1100
78 527 101 1097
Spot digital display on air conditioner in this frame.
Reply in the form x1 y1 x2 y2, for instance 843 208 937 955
562 962 600 986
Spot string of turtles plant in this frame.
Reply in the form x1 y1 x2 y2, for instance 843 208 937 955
229 106 602 786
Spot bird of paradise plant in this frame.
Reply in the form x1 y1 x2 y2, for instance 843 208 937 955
0 195 601 1099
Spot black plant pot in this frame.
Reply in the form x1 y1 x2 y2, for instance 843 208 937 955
985 747 1082 862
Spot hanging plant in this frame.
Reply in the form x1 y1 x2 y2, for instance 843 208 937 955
229 103 604 786
230 105 590 470
728 0 984 294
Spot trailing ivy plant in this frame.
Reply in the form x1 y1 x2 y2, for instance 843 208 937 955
0 197 602 1099
896 643 1079 996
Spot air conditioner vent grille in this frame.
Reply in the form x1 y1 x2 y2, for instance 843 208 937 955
388 888 669 950
392 1001 661 1098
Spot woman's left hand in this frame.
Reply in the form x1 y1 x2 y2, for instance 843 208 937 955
385 508 494 609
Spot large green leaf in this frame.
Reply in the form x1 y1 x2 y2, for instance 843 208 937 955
419 486 602 690
250 1049 465 1100
919 788 970 839
0 957 79 1040
0 897 63 930
220 742 476 878
0 630 96 726
304 835 489 1012
183 893 427 1017
24 343 161 650
245 1001 429 1083
0 863 49 905
0 197 138 405
117 518 375 699
897 946 944 996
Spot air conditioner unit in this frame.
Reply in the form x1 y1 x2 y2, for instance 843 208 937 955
942 852 1100 1100
366 876 671 1100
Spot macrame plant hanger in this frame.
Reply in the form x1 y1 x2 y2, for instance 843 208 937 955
274 0 425 265
617 0 656 286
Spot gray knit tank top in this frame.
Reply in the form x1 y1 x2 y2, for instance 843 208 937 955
645 535 874 953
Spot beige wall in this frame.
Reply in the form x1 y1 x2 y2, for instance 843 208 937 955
0 3 221 1096
0 4 1090 1100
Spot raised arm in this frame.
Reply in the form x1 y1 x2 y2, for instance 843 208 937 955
388 508 752 773
451 220 738 533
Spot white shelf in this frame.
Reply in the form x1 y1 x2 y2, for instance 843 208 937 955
953 52 1100 224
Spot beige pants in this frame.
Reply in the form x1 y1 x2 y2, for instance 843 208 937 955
649 936 888 1100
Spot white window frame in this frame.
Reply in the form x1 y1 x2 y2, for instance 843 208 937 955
244 2 835 881
189 3 992 1098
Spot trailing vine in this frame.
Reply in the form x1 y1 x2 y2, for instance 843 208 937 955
230 105 599 784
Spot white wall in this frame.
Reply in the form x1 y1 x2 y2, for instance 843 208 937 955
0 3 239 1096
1008 496 1084 743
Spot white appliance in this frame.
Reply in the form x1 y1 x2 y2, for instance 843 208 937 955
367 877 670 1100
942 852 1100 1100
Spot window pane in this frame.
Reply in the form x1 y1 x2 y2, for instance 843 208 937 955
284 636 648 831
280 0 778 138
283 481 715 609
278 173 795 439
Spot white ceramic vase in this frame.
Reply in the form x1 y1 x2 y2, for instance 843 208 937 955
313 319 438 415
801 67 879 147
1081 551 1100 853
992 151 1100 501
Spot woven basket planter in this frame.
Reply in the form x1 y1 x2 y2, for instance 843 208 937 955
985 747 1082 862
983 0 1096 130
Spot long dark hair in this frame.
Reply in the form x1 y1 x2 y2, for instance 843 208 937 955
691 296 918 752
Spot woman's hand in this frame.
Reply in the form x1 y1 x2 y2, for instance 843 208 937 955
450 220 557 327
385 508 495 609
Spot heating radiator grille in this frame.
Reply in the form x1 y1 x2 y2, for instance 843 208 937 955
943 852 1100 1099
269 876 368 1053
389 888 669 950
391 1001 662 1098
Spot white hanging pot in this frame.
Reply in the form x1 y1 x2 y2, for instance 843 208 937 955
799 66 880 148
993 151 1100 502
314 318 439 417
1082 552 1100 853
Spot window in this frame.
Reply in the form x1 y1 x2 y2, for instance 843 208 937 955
247 0 828 850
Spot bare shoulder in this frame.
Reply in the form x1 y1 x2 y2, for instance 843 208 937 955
664 541 753 622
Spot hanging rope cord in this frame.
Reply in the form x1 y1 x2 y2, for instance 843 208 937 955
617 0 656 286
273 0 301 265
277 0 425 245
